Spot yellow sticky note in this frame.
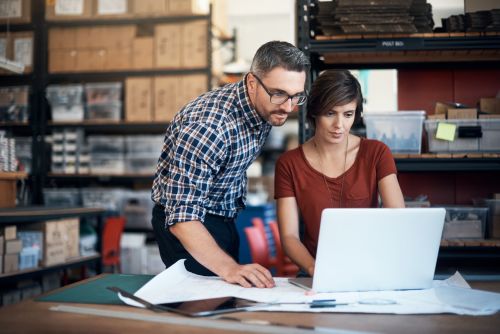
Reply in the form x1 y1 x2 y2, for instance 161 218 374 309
436 122 456 141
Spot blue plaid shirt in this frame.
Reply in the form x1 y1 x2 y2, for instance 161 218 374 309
152 77 272 226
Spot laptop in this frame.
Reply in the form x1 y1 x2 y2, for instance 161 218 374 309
289 208 445 293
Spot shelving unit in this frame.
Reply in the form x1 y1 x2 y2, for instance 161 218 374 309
0 206 105 284
297 0 500 278
0 1 213 203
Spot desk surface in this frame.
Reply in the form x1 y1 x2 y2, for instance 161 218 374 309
0 279 499 334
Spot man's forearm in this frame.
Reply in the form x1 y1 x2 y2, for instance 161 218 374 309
169 220 239 277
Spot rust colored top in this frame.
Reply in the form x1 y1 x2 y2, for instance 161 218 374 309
274 138 397 257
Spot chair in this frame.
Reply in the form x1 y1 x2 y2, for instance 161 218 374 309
244 226 271 268
268 221 299 277
251 217 277 268
102 216 126 273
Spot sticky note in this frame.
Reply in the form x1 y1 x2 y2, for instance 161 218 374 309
436 122 456 141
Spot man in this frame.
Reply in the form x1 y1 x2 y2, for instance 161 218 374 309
151 41 309 288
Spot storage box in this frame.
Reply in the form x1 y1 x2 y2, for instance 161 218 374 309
132 0 166 15
122 191 154 230
3 254 19 273
182 20 208 68
0 86 29 122
473 198 500 239
3 225 16 240
363 111 425 154
12 32 33 73
132 37 153 69
125 155 157 174
155 24 182 68
425 119 500 153
168 0 206 14
49 49 78 73
0 0 31 24
42 220 66 266
88 136 124 154
480 98 500 114
125 135 163 155
153 76 183 121
43 188 81 207
85 82 122 105
87 102 122 121
46 84 84 107
5 239 22 254
81 188 125 212
45 0 93 21
63 218 80 259
442 206 488 240
90 153 126 174
125 77 152 121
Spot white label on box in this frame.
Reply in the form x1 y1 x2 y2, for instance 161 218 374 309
55 0 84 15
0 0 22 18
14 37 32 67
97 0 127 15
0 38 6 58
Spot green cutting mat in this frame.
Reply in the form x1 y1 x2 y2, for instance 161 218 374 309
36 274 154 305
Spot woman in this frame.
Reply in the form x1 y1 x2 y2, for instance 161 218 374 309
274 70 405 277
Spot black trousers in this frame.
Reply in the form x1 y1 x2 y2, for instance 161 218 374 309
151 204 240 276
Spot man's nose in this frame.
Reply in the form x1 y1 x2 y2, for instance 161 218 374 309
280 98 294 113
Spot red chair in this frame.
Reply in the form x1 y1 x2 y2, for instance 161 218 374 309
268 221 299 277
251 217 277 268
102 216 126 273
244 226 271 267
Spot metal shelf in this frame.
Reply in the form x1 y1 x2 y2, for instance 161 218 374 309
46 173 154 182
46 14 210 27
0 206 105 224
47 121 169 134
396 158 500 172
0 254 101 284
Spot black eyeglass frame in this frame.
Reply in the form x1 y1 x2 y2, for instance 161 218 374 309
251 72 307 106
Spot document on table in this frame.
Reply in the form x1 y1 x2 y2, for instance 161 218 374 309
118 260 500 316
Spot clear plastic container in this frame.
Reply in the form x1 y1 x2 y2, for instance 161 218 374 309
88 136 125 154
473 198 500 238
43 188 81 206
51 104 85 121
85 82 122 104
46 84 83 106
442 206 488 239
122 191 154 230
363 111 425 154
86 102 121 121
125 155 157 174
125 135 163 155
90 153 126 174
81 188 126 212
0 86 29 121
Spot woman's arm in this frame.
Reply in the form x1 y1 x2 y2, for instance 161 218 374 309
276 197 316 276
378 174 405 208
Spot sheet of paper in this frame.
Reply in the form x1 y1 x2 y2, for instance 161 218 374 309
0 0 22 18
118 260 500 315
97 0 127 15
55 0 84 15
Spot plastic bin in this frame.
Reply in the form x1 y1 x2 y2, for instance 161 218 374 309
125 155 158 174
86 102 121 121
90 153 126 174
125 135 163 155
363 111 425 154
442 206 488 239
473 198 500 239
0 86 30 122
81 188 126 212
88 136 125 154
122 191 154 230
85 82 122 104
43 188 81 206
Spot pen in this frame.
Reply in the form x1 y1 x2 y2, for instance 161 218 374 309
312 299 336 303
309 302 349 308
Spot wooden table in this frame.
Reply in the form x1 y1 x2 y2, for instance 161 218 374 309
0 280 499 334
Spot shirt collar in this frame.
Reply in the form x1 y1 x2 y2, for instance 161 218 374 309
237 73 270 129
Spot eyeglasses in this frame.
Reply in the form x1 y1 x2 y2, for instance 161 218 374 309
252 73 307 106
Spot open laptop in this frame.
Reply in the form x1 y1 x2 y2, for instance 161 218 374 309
289 208 445 293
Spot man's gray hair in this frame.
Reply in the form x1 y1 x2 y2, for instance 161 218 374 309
250 41 310 77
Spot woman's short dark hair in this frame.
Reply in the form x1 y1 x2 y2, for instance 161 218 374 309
250 41 310 77
306 70 363 130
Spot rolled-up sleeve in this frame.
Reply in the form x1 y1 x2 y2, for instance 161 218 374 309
163 122 226 226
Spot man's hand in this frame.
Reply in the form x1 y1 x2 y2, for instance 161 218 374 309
221 263 275 288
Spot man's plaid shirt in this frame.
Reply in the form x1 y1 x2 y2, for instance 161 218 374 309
152 77 272 226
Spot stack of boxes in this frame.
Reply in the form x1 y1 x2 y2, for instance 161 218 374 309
0 131 17 172
88 135 126 174
51 129 88 174
2 226 22 274
0 86 29 122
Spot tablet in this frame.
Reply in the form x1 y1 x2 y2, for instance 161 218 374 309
157 296 262 317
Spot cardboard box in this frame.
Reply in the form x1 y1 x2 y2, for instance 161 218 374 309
95 0 131 18
181 74 207 104
181 20 208 68
447 108 477 119
153 76 182 121
154 24 181 68
427 114 446 120
5 239 22 254
168 0 205 15
46 0 93 21
132 37 153 69
480 98 500 114
49 49 78 73
12 31 33 73
48 28 77 50
63 218 80 259
434 102 450 116
105 47 132 70
3 225 17 240
3 254 19 273
42 220 66 266
491 215 500 239
0 0 31 24
106 25 135 50
125 77 153 121
132 0 166 15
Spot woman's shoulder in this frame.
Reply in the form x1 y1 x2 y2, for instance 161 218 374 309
276 146 303 166
361 138 390 152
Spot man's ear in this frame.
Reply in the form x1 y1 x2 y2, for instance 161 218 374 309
247 73 257 92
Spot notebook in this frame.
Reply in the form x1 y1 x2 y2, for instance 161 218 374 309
289 208 446 293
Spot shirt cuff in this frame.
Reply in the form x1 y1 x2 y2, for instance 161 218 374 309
166 204 206 226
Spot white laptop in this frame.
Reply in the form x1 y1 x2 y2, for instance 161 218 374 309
289 208 445 293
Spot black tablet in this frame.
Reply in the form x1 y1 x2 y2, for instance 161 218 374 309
156 296 262 317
